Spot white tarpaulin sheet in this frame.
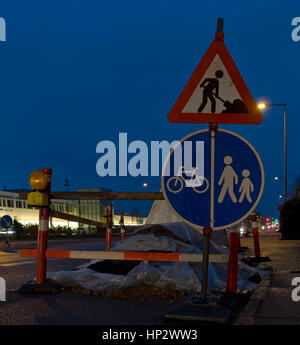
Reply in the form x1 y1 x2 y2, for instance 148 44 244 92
47 222 259 295
146 200 229 247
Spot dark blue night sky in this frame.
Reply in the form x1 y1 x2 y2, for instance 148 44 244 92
0 0 299 217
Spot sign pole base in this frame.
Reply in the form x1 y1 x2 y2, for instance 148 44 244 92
200 227 213 302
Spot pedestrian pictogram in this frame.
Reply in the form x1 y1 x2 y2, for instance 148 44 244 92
161 129 264 230
217 157 255 204
168 28 263 124
238 169 254 203
217 155 238 203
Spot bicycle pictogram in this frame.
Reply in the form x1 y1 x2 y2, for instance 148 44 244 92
166 166 209 194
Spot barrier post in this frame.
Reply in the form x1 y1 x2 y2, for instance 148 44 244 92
120 211 125 240
251 214 261 258
36 168 52 285
106 204 113 250
226 225 240 293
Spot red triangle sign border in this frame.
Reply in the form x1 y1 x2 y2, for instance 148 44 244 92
168 34 263 124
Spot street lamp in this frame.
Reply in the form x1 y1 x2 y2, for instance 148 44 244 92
142 182 160 190
258 103 287 201
257 103 266 110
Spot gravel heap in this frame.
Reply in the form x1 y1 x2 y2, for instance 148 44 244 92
59 283 184 301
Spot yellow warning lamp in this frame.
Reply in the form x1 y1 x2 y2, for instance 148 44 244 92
27 169 49 207
29 169 48 190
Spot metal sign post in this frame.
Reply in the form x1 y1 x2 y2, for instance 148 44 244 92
6 228 9 247
201 227 212 301
200 125 216 302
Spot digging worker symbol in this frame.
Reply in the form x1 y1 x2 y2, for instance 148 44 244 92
198 69 224 113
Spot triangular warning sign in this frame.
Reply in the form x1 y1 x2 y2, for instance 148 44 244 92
168 32 263 124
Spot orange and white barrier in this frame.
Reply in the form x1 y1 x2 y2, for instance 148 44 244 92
20 248 228 263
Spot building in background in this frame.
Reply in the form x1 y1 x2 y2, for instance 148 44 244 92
0 190 79 228
0 189 147 230
114 210 146 227
65 188 113 232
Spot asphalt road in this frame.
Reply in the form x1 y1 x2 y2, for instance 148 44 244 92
0 238 184 325
1 232 290 326
0 238 109 290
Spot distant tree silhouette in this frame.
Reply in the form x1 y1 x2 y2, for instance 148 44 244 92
291 174 300 199
13 220 24 240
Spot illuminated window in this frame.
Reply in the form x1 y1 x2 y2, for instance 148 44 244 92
7 200 14 208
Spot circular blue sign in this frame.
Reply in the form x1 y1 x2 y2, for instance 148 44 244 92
1 215 13 229
161 129 264 230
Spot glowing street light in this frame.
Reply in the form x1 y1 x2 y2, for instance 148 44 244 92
258 103 266 109
142 182 160 191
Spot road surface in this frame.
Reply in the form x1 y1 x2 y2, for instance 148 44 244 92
0 238 184 325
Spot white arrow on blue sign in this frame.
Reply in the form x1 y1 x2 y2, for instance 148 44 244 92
161 129 264 230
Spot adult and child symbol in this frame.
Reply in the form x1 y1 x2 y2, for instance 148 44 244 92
218 155 254 204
